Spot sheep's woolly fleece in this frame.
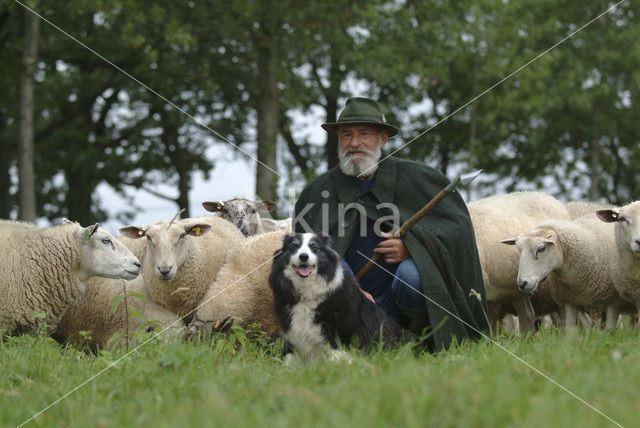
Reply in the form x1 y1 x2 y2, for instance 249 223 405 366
0 220 140 335
119 215 245 320
467 191 570 333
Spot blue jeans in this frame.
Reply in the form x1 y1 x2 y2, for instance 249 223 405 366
342 258 425 324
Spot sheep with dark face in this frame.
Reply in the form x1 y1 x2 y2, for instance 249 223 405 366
202 198 279 236
0 220 141 336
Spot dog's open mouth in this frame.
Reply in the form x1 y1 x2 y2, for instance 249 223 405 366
292 264 315 278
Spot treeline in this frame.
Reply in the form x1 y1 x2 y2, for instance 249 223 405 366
1 0 639 225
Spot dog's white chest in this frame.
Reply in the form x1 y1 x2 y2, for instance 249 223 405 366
283 299 327 357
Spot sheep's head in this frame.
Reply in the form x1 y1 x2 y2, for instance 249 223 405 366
73 222 141 281
597 202 640 256
120 221 211 281
202 198 276 237
501 228 562 294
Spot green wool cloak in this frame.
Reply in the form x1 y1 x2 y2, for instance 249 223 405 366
293 155 489 350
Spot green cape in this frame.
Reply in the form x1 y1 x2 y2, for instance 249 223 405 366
293 155 489 350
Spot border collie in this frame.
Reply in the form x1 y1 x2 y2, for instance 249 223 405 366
269 232 405 359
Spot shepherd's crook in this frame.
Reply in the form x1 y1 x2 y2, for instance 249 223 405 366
354 169 482 281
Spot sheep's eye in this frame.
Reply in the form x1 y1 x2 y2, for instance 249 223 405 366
102 238 111 245
146 236 152 241
619 216 629 224
179 233 186 240
536 245 546 255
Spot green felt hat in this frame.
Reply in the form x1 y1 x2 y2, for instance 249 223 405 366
322 97 399 137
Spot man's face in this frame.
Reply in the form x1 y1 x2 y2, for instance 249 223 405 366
337 124 388 177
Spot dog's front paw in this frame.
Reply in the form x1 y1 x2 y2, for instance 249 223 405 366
327 349 352 364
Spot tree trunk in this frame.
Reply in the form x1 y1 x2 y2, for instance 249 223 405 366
0 110 10 218
589 135 600 201
467 52 478 200
161 110 190 218
65 166 93 225
254 0 279 202
324 54 343 170
17 7 39 222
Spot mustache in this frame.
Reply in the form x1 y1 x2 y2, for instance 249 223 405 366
342 147 375 155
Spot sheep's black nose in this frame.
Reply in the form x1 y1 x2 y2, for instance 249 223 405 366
299 253 309 262
518 281 528 291
159 266 173 276
134 261 142 269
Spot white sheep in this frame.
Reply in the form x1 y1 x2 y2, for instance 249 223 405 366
54 275 184 350
119 216 244 321
467 191 570 333
565 200 615 220
190 229 286 337
501 216 633 330
596 200 640 317
0 220 141 335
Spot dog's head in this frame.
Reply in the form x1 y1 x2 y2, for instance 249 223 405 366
278 232 338 280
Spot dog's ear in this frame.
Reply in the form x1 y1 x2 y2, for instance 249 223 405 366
317 232 333 248
282 233 298 249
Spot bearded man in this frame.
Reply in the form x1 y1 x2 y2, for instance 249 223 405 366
293 97 488 351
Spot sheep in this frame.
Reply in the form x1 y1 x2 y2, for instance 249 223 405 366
0 220 141 336
260 217 293 234
501 216 633 330
189 229 286 337
202 198 277 236
565 200 615 220
119 215 245 322
596 201 640 318
467 191 571 334
54 275 184 350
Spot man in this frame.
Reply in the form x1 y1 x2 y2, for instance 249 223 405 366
293 97 488 351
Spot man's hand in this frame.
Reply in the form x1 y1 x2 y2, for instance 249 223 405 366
374 232 410 264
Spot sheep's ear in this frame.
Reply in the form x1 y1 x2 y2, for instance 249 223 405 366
500 237 517 246
185 223 211 237
120 225 147 239
81 223 100 241
202 201 225 213
259 200 277 212
596 209 619 223
62 218 74 224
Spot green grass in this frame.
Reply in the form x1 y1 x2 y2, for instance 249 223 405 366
1 325 637 428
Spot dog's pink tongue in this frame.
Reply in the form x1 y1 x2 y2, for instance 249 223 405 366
296 265 313 277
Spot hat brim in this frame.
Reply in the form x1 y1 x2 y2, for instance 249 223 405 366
322 121 399 138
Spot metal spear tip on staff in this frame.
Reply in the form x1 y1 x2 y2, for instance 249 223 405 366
354 169 483 281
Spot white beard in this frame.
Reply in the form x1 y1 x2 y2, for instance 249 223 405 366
338 139 382 178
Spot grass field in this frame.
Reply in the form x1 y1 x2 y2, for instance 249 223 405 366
1 325 637 428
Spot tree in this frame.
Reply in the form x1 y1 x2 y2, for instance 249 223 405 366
17 3 39 222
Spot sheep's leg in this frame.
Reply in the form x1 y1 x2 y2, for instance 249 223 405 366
604 306 619 331
550 311 562 328
564 304 578 329
512 296 535 334
578 311 594 329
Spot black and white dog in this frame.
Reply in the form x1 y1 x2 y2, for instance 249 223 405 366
269 232 405 359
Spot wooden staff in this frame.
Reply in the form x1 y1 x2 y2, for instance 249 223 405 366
354 169 482 281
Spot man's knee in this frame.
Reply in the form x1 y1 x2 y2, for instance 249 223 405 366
393 258 425 310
